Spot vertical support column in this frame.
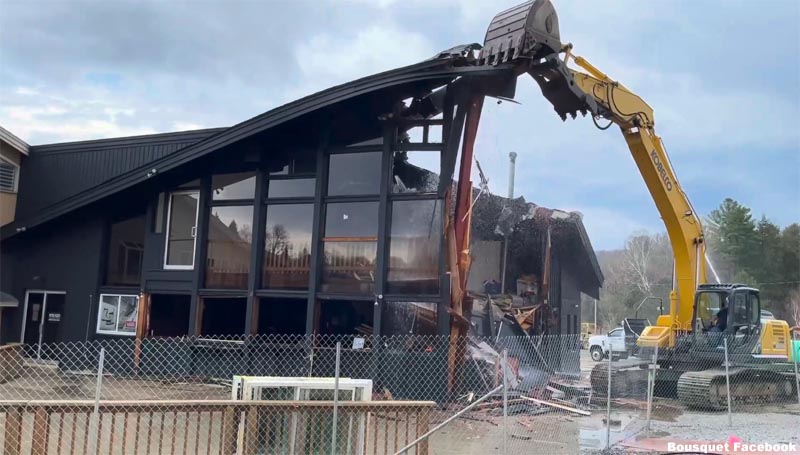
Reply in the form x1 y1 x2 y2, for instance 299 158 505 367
447 93 485 394
189 176 212 335
373 122 395 337
645 344 658 437
306 129 330 335
245 170 268 335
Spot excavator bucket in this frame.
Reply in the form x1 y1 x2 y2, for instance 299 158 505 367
480 0 600 121
479 0 561 65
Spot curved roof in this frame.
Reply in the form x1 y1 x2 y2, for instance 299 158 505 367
3 49 503 239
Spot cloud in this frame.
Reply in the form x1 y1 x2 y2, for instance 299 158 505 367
0 0 796 249
293 24 434 98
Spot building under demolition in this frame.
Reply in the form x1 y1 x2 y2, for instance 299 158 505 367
0 47 601 364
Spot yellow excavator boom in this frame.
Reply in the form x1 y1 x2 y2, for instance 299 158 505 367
565 54 708 345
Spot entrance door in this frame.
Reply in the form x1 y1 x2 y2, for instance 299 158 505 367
22 291 66 358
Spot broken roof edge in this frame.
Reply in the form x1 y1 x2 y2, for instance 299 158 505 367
525 203 604 288
1 51 491 240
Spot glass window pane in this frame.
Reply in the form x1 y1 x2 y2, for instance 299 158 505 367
98 295 118 332
116 296 139 333
106 214 145 286
382 301 438 337
392 151 439 193
205 206 254 289
166 192 199 267
212 173 256 200
327 152 382 196
324 202 379 238
268 148 316 175
268 178 316 198
321 242 377 294
387 200 442 294
262 204 314 290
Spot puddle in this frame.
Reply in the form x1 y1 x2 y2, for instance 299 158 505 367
579 411 641 450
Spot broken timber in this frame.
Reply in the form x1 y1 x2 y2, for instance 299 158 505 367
519 396 591 416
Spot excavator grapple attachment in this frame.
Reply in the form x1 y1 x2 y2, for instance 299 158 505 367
528 55 599 121
479 0 562 65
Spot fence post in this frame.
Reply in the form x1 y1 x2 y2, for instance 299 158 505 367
723 337 732 427
502 349 508 455
605 348 612 450
331 341 341 455
89 347 105 455
645 344 659 437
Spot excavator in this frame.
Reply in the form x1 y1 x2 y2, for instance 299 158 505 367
474 0 796 409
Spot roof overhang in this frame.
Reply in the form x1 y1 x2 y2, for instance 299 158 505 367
0 125 30 156
0 291 19 308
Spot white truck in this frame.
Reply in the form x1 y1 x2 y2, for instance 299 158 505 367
587 319 650 362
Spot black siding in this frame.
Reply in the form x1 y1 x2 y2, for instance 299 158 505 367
17 129 223 220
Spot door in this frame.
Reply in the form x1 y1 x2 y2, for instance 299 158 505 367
22 291 66 359
608 328 625 352
164 191 200 269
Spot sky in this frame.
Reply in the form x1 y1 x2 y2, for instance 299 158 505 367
1 0 798 250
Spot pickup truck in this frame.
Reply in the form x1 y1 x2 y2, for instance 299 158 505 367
587 319 650 361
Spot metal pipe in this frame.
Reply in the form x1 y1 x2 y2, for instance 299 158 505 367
605 350 612 449
500 152 517 295
502 349 509 455
395 384 504 455
723 337 732 427
794 345 800 407
91 348 105 455
645 344 658 437
331 342 341 455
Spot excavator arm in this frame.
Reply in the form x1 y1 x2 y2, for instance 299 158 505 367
479 0 707 346
534 50 707 344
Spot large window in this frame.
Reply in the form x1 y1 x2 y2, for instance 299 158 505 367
327 152 382 196
262 204 314 289
392 151 439 194
96 294 139 336
258 298 307 335
212 172 256 200
201 297 246 337
206 206 254 289
164 191 199 269
321 202 379 294
387 200 442 294
105 213 146 286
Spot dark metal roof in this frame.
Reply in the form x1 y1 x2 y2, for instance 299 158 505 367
16 128 224 219
3 51 505 240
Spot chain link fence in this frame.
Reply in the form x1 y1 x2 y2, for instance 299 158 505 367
0 332 798 454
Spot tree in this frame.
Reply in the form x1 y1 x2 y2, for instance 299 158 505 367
706 198 758 281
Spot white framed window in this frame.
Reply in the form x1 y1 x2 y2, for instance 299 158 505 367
96 294 140 336
164 190 200 269
0 156 19 193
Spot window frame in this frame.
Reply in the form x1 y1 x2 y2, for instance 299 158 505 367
95 293 140 336
0 155 19 193
163 190 201 270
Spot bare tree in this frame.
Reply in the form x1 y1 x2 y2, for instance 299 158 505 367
265 224 290 257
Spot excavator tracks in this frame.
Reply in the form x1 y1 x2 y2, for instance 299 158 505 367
677 367 796 410
590 360 648 397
